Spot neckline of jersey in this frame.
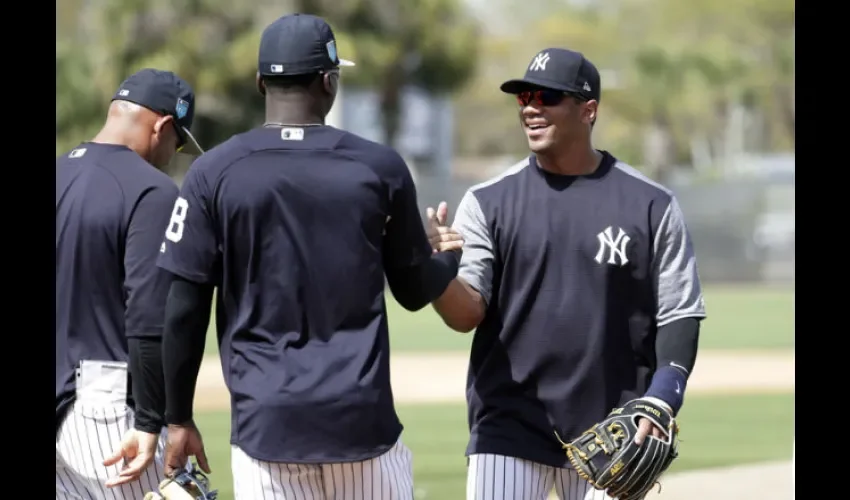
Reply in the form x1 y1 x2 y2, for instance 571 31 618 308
262 122 325 128
531 150 615 184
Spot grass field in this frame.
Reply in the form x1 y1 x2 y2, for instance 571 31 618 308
193 392 794 499
203 285 795 356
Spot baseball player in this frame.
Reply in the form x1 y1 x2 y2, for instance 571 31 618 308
427 48 707 500
56 68 202 499
154 13 462 500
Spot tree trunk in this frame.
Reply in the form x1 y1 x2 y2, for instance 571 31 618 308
776 84 795 147
379 64 404 148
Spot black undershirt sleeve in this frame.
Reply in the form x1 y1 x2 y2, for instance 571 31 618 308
645 317 702 414
128 337 166 433
385 251 460 312
656 317 701 376
161 276 215 425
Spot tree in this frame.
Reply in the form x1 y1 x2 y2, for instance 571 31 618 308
56 0 479 157
297 0 480 148
614 0 794 162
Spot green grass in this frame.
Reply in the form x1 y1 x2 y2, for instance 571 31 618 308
697 285 794 350
194 392 794 499
202 285 794 356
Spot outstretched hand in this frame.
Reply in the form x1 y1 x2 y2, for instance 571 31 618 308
103 429 160 488
426 201 464 253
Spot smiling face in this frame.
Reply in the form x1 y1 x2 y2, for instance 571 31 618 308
515 88 598 155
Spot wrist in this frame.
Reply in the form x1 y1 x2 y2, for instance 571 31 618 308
167 420 195 430
640 396 673 414
133 407 165 434
134 422 162 434
165 411 194 426
644 366 687 415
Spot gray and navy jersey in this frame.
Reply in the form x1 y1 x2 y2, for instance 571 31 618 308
157 126 433 464
454 151 706 467
56 143 178 429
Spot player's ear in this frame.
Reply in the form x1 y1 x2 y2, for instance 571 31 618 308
257 72 266 97
153 115 174 137
584 100 598 126
322 71 339 97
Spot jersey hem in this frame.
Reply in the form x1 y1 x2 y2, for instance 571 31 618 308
230 429 402 464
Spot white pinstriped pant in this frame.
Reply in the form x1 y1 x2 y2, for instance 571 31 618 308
467 454 615 500
231 439 414 499
55 402 167 500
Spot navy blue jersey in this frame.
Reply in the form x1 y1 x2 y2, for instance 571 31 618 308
157 125 432 463
453 152 706 467
56 143 178 426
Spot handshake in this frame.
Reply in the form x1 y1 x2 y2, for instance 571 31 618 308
426 201 464 254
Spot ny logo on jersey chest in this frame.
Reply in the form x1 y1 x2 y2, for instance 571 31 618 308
594 226 631 266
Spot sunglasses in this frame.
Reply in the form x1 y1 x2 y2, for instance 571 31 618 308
516 90 586 107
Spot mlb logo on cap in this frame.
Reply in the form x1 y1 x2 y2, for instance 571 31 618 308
176 98 189 119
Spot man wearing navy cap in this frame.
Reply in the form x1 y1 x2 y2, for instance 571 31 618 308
428 48 707 499
56 68 203 498
156 13 462 499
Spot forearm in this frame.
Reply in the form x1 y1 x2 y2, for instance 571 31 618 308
128 337 166 433
432 278 486 333
645 317 701 414
386 251 459 312
162 277 214 425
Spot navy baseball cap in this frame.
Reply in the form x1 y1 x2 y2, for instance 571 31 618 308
500 48 601 102
111 68 203 155
258 13 355 76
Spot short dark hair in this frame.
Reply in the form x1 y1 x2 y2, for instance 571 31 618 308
262 73 320 92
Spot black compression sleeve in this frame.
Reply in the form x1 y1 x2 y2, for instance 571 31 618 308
646 317 702 414
386 251 459 312
656 317 701 376
162 276 214 425
128 337 165 433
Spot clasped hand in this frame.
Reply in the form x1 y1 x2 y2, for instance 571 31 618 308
426 201 464 253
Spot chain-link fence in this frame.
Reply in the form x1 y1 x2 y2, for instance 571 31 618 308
413 168 795 286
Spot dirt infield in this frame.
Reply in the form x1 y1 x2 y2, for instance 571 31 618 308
194 349 794 410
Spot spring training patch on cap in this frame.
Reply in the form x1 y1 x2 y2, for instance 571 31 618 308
176 98 189 119
326 40 355 67
326 41 338 63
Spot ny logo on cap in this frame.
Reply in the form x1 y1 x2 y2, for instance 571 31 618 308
529 52 550 72
176 98 189 119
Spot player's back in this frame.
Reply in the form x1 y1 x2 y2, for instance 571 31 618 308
55 143 174 412
162 125 415 462
222 128 393 342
